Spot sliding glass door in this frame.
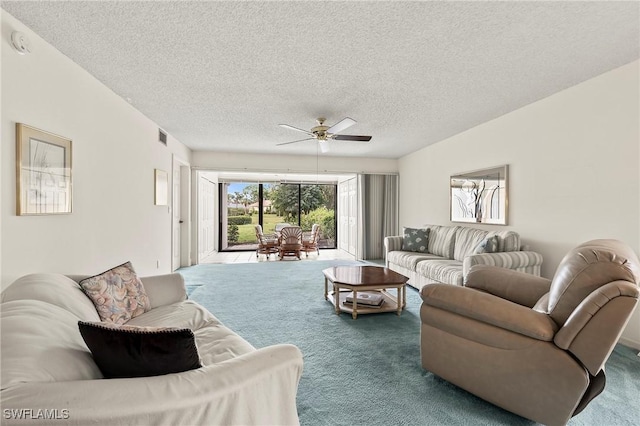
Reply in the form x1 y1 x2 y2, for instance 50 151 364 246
219 182 253 251
269 183 336 249
301 184 336 249
219 182 336 251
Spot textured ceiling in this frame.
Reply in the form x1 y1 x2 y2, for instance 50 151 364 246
2 1 639 158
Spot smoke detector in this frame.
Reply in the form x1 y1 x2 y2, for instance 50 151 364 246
11 31 31 55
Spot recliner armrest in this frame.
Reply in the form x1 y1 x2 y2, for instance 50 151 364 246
465 264 552 308
554 280 639 375
421 284 558 341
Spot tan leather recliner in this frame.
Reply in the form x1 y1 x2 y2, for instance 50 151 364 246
420 239 640 426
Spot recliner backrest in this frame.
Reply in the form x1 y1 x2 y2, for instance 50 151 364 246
546 239 640 325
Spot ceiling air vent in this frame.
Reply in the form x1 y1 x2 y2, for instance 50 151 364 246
158 129 167 146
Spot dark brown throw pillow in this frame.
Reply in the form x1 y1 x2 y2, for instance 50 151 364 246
78 321 202 378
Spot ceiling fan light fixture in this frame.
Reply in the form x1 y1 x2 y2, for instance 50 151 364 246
278 116 372 152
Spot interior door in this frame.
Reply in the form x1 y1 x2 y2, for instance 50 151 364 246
172 159 181 271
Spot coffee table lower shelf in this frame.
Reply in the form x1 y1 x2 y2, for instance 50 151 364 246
327 289 405 319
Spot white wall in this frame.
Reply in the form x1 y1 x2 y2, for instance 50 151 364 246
398 61 640 348
1 11 192 288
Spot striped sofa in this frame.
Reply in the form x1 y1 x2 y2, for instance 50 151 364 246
384 225 543 290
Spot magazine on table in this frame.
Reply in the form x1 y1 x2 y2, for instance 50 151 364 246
344 291 384 306
343 300 385 309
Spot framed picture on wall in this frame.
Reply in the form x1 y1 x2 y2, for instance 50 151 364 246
16 123 73 215
450 165 508 225
154 169 168 206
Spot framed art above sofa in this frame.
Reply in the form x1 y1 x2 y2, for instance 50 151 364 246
450 164 508 225
16 123 72 215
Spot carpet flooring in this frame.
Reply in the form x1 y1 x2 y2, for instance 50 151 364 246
180 259 640 426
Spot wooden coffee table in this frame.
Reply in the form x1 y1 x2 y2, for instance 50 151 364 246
323 265 408 319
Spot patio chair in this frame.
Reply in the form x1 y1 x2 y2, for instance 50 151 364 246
302 224 321 257
279 226 303 260
274 223 292 233
255 224 279 259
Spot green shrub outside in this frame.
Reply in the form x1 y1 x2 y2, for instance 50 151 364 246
227 224 239 242
228 208 245 216
233 213 283 244
229 211 334 245
228 216 252 225
301 207 335 240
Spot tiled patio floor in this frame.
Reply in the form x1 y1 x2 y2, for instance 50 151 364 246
200 248 357 264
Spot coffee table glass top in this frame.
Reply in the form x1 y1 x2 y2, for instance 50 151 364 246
324 265 408 286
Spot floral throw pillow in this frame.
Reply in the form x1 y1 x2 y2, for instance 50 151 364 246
402 227 430 253
80 262 151 324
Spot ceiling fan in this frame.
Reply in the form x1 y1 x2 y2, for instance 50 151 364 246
277 117 372 152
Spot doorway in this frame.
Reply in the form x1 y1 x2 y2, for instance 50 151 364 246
172 156 191 271
219 182 337 251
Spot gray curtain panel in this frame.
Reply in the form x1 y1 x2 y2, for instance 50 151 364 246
357 174 398 260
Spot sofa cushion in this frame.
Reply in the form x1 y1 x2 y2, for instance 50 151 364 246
78 321 202 378
80 261 151 324
402 227 430 252
127 300 256 365
1 300 103 389
387 250 446 270
454 227 489 261
416 259 464 286
486 230 521 252
426 225 459 258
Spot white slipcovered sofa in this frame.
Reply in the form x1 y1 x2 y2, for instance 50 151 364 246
1 272 303 425
384 224 543 290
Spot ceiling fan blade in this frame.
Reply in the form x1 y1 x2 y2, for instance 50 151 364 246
276 137 315 146
332 134 372 142
327 117 356 134
279 124 314 136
